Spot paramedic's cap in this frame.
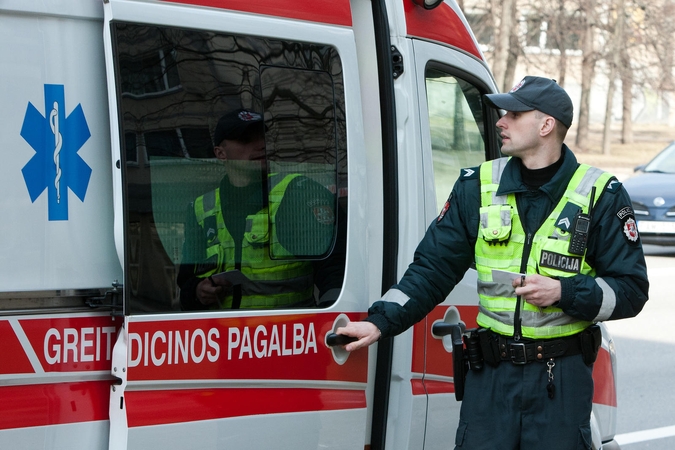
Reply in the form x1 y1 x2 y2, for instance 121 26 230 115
213 109 264 145
485 76 573 129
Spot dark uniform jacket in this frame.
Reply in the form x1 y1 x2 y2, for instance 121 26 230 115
366 146 649 338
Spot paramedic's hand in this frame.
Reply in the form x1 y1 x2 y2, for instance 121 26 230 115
513 274 561 308
336 321 381 352
196 277 231 305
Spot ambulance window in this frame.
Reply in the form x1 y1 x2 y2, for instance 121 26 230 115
425 68 487 212
111 23 347 314
118 43 180 96
260 66 340 259
125 132 138 164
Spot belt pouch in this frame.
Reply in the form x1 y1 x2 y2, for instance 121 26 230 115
580 324 602 366
465 329 484 371
477 328 500 367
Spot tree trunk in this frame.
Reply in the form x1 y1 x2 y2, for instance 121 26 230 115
602 0 625 155
557 0 567 87
491 0 514 91
602 71 616 155
575 1 595 150
503 0 520 92
621 50 633 144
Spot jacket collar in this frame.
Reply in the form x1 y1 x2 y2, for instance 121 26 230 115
496 145 578 201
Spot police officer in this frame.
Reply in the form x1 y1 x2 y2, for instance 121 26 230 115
177 108 344 310
338 77 649 449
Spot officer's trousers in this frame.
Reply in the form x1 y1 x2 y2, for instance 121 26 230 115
454 353 594 450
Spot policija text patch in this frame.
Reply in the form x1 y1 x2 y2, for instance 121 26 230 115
539 250 582 273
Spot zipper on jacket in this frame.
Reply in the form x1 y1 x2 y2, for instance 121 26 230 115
514 231 534 340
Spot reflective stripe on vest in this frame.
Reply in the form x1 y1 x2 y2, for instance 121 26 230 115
474 158 613 338
193 173 314 308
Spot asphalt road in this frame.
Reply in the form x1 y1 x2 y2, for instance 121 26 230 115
606 244 675 449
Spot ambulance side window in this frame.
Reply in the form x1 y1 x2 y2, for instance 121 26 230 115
111 23 347 314
425 67 487 211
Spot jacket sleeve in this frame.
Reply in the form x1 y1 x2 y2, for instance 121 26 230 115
558 179 649 321
276 177 347 306
365 177 480 338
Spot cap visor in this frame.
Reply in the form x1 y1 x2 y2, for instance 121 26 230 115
485 93 533 112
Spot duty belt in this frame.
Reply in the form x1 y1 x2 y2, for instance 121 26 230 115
489 331 583 364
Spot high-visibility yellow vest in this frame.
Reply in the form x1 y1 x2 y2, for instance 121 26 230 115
193 174 314 308
475 158 613 338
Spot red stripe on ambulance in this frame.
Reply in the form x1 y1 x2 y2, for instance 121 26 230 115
126 387 366 427
404 2 481 59
0 321 34 374
0 381 110 430
592 348 617 407
163 0 352 26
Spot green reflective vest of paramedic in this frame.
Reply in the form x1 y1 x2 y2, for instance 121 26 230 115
475 157 613 339
193 173 314 309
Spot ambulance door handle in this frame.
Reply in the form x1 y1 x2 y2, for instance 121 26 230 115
325 333 358 347
325 314 356 364
431 322 465 343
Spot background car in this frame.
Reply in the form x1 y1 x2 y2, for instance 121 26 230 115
623 141 675 246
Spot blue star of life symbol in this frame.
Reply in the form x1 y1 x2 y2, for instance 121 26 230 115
20 84 92 221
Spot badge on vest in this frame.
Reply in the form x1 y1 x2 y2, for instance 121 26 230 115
539 250 582 273
203 216 219 244
555 202 581 232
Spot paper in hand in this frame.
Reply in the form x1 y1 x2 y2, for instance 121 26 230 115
210 269 249 286
491 269 524 285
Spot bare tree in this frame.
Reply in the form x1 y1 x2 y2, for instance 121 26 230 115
461 0 673 141
537 0 580 87
602 0 626 155
576 0 599 150
491 0 517 90
620 48 634 144
555 1 569 86
503 0 520 91
640 0 675 124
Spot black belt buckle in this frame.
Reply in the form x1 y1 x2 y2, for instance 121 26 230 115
509 342 528 364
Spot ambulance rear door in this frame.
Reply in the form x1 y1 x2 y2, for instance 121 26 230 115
1 1 122 448
102 1 375 449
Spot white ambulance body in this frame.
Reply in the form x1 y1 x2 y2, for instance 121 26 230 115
0 0 619 449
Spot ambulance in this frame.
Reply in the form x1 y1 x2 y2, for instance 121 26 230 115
0 0 620 448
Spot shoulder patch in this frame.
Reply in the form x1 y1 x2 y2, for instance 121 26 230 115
437 195 452 222
616 206 634 220
312 204 335 225
605 178 622 194
459 166 479 181
617 205 639 245
307 198 335 225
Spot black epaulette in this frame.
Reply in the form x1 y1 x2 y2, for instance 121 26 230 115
459 166 480 181
604 177 621 194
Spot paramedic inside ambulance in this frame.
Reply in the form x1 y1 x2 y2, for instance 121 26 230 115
177 108 344 310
